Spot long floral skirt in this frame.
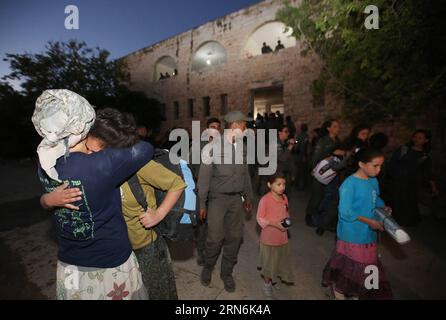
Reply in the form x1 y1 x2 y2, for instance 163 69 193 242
322 240 392 300
56 252 148 300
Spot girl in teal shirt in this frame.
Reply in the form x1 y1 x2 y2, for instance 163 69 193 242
322 148 393 300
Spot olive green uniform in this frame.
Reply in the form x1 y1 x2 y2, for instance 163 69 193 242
198 136 253 277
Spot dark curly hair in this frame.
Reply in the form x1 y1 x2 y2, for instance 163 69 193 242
320 119 339 137
355 148 385 166
341 124 371 152
89 108 139 148
267 172 287 184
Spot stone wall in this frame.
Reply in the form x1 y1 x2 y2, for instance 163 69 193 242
120 0 430 153
120 0 342 134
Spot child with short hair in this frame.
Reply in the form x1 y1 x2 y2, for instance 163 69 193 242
322 148 393 299
257 173 294 298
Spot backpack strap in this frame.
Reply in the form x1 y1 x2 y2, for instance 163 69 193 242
154 148 168 158
127 174 148 211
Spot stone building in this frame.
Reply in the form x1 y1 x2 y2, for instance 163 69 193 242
119 0 345 135
119 0 419 151
119 0 443 207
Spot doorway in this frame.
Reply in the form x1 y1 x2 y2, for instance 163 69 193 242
251 86 284 119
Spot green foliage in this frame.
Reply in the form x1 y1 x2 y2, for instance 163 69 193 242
0 40 163 158
108 88 165 133
277 0 446 127
3 40 128 101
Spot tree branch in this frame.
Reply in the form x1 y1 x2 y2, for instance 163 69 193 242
295 21 387 110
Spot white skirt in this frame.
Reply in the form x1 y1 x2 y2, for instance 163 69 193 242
56 252 148 300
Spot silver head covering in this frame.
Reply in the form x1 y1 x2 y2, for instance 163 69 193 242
32 89 96 181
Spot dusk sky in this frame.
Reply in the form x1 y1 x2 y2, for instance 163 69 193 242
0 0 261 87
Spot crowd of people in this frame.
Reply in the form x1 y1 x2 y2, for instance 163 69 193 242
34 89 438 300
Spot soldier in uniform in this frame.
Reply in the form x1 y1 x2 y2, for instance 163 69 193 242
198 111 254 292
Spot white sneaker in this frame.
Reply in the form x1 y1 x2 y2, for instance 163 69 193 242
263 283 273 298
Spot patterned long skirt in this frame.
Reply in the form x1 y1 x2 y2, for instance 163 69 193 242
134 235 178 300
56 252 148 300
322 240 392 300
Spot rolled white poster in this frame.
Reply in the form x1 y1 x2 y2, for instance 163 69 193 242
375 208 411 244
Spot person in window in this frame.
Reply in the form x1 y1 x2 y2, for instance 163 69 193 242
275 40 285 52
261 42 273 54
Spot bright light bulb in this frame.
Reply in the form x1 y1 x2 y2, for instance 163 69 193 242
206 59 211 65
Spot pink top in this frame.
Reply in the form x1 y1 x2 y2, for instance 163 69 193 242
256 192 290 246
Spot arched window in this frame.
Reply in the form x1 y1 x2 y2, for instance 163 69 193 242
191 41 227 72
154 56 178 82
243 21 296 58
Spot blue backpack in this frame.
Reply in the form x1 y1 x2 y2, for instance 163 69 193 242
128 149 198 241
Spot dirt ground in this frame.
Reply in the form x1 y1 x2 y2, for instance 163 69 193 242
1 159 446 300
